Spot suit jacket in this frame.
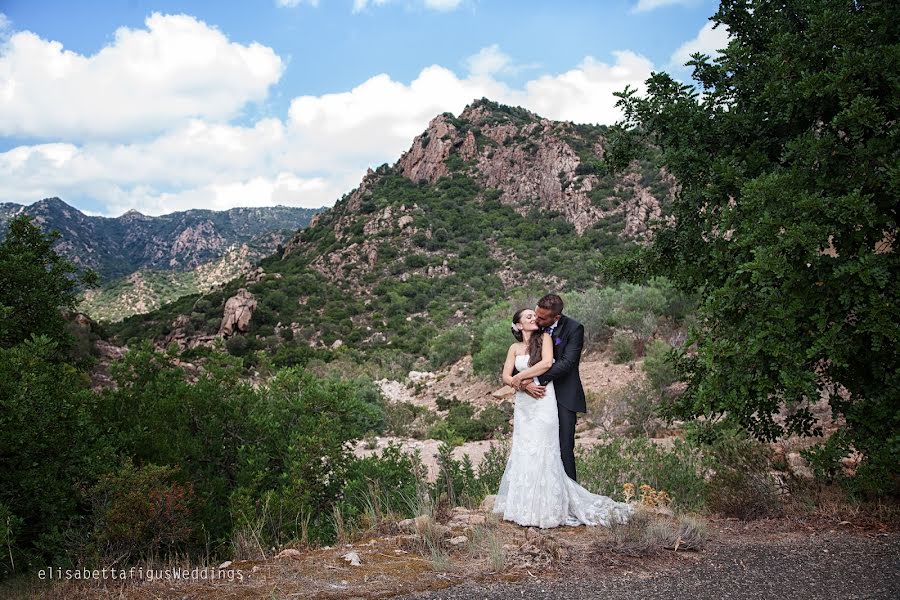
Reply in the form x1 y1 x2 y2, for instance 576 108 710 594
513 314 587 414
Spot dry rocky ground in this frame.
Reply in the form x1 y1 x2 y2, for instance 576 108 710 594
10 500 897 599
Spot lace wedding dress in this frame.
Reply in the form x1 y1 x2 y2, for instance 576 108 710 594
492 354 634 528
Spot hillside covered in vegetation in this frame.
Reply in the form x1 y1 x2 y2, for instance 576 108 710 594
106 99 675 363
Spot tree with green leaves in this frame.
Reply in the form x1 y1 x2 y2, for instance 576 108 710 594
609 0 898 496
0 214 98 350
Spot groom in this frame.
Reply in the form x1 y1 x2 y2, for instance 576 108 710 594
517 293 586 482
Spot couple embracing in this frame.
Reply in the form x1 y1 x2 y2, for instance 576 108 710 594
492 293 633 529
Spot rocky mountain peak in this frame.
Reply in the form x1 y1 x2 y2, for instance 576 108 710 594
283 100 675 274
119 208 147 219
389 98 672 235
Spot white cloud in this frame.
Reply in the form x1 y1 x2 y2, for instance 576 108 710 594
466 44 512 77
353 0 462 13
276 0 319 6
632 0 700 13
424 0 463 10
670 21 730 68
0 13 11 34
1 19 653 216
507 51 653 124
0 13 283 140
353 0 390 12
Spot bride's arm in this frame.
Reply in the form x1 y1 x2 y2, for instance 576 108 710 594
511 333 553 382
501 343 518 386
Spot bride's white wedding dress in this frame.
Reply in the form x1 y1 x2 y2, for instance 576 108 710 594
492 354 634 528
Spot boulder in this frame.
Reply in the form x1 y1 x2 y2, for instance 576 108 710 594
492 386 515 399
219 288 257 337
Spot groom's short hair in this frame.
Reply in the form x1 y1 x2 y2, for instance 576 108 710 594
537 293 563 316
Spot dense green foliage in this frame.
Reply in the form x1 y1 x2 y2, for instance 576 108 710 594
612 0 899 496
0 217 409 578
0 335 115 577
0 215 98 351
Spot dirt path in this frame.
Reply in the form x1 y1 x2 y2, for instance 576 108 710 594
395 528 900 600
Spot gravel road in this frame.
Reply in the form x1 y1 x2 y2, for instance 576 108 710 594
395 530 899 600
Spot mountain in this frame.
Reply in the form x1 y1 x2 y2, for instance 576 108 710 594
0 198 323 281
78 244 265 323
105 99 676 358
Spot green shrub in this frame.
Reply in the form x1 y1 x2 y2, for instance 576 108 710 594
565 288 616 350
384 401 434 438
475 438 511 498
472 321 513 380
271 341 319 368
433 443 478 507
427 436 514 509
427 420 466 447
642 339 677 390
405 254 428 269
610 333 634 363
435 395 460 411
620 380 664 437
225 333 249 356
339 443 426 527
428 326 471 369
577 437 706 512
0 335 115 575
431 401 513 443
703 430 781 519
229 367 377 546
86 459 196 561
802 426 899 500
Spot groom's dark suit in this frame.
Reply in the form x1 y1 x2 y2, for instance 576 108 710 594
514 313 586 482
539 314 586 482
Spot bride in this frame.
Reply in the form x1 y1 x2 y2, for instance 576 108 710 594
492 308 634 528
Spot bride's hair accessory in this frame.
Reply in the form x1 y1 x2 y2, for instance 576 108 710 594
511 323 521 331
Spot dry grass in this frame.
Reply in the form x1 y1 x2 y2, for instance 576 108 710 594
592 509 708 557
11 499 898 600
467 523 507 572
783 481 900 529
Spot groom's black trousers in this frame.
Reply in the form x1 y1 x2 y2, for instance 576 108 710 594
558 404 578 482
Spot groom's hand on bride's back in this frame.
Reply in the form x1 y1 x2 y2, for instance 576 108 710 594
524 381 546 398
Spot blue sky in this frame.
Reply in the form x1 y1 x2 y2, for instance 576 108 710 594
0 0 726 216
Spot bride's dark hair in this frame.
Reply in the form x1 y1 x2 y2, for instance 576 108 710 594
511 309 544 367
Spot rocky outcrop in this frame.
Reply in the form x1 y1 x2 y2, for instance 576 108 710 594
162 314 218 350
218 288 257 337
275 99 675 323
396 115 456 182
618 172 663 242
392 101 671 236
168 220 227 268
